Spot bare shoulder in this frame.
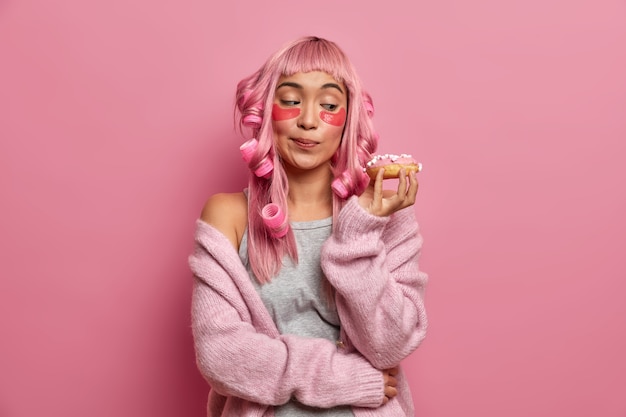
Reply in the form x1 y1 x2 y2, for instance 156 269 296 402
200 192 248 250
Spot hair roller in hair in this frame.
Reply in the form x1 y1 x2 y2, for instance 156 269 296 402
242 114 263 129
358 170 371 192
332 170 359 199
331 175 350 199
253 157 273 178
240 138 258 163
261 203 289 238
240 138 274 178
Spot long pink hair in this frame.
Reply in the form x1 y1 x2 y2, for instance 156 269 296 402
235 36 379 283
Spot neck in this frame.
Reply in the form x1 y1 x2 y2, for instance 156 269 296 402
285 165 334 221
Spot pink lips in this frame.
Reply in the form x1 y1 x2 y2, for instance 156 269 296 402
292 137 318 148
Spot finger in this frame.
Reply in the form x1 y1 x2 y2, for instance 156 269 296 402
396 168 408 199
404 171 418 206
372 168 385 207
394 171 417 210
384 385 398 399
388 366 399 376
386 375 398 387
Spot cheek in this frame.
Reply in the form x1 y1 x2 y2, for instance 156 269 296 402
320 107 346 127
272 104 300 121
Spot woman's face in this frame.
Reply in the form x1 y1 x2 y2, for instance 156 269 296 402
272 71 347 173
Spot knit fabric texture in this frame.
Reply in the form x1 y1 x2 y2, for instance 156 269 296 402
189 196 428 417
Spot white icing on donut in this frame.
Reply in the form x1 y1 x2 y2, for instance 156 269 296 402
364 154 417 169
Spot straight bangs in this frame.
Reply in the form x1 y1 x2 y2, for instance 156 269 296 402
278 40 352 85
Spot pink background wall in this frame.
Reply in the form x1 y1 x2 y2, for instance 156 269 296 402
1 0 625 416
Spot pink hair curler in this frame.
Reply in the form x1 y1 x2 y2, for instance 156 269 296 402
254 158 273 178
242 114 263 128
239 138 258 163
358 170 371 191
262 203 289 238
331 169 373 199
331 176 350 199
240 139 274 178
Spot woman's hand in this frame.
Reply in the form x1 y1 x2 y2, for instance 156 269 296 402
382 366 399 404
358 168 419 217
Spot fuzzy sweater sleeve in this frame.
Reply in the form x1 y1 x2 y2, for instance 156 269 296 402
321 197 428 369
189 220 384 409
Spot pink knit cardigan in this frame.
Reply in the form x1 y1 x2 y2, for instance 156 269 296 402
189 196 428 417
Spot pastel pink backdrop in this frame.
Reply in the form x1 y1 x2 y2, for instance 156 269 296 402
1 0 625 416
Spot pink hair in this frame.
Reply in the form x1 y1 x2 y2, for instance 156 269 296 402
235 36 379 283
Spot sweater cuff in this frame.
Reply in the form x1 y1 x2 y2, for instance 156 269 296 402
335 196 390 241
347 356 385 408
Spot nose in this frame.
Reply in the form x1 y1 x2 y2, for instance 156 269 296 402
297 103 318 130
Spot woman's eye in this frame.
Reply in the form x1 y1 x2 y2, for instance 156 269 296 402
280 100 300 106
322 104 338 111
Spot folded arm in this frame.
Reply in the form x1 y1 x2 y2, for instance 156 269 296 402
321 197 428 369
190 221 385 408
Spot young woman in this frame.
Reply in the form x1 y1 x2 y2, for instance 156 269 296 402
189 36 428 417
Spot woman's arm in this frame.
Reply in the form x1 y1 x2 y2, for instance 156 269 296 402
321 196 428 370
190 216 385 408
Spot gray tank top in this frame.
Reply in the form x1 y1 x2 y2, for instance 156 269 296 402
239 217 354 417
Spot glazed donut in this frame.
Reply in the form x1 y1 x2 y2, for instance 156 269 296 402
364 153 422 180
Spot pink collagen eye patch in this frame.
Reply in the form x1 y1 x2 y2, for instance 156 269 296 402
320 107 346 126
272 104 300 121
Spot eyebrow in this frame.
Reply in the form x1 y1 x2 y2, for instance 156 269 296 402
276 81 344 94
